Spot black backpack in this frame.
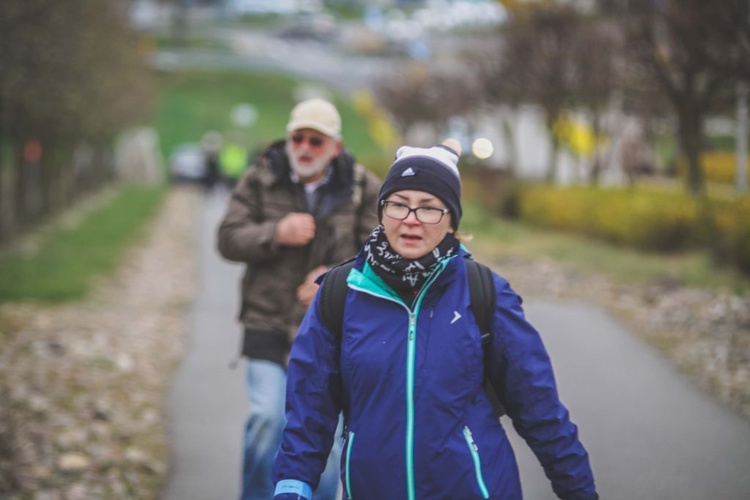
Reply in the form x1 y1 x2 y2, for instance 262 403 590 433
319 257 506 418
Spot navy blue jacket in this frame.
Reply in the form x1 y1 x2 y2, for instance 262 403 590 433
273 249 597 499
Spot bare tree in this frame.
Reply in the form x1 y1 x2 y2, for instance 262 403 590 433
0 0 155 240
500 4 582 183
610 0 741 196
568 19 625 184
374 64 482 144
465 32 527 177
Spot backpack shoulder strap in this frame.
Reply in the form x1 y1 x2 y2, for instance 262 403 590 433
465 258 495 341
352 163 366 209
319 260 356 339
465 258 506 418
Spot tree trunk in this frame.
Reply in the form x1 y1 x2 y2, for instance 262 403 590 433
589 112 602 185
677 105 705 197
737 82 748 192
499 108 518 178
545 119 561 184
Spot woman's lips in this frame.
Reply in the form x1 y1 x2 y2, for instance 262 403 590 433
401 234 422 242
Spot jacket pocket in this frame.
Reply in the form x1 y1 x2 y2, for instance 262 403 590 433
462 426 490 499
344 431 356 500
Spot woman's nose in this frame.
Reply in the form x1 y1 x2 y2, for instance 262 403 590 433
403 210 420 224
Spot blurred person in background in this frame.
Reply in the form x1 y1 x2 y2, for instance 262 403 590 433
217 98 382 500
220 132 250 189
201 130 223 195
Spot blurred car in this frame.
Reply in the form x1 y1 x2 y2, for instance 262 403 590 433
276 13 337 42
169 143 206 183
224 0 301 16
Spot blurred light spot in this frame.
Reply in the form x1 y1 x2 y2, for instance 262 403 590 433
231 104 257 127
472 138 493 159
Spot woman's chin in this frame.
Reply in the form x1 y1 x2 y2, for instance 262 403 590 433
393 243 427 260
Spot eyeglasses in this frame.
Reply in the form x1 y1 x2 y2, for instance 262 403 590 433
381 200 450 224
291 134 325 148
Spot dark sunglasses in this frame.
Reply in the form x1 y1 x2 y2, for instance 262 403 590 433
291 134 324 148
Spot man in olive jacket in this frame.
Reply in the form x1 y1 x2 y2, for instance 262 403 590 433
217 98 381 500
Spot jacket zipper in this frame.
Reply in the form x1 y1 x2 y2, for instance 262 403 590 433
462 426 490 499
345 431 355 499
349 260 450 500
404 268 445 500
405 310 417 500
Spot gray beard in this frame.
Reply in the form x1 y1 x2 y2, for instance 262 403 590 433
286 143 330 179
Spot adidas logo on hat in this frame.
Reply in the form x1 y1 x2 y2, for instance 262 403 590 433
401 167 416 177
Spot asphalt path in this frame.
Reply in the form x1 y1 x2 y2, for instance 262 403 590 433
162 192 750 499
162 190 247 500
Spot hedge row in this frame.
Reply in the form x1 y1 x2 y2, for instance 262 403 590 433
676 152 750 184
466 173 750 275
519 185 707 252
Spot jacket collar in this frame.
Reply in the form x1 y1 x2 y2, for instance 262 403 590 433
350 248 467 300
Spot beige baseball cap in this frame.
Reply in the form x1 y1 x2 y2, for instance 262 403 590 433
286 98 341 138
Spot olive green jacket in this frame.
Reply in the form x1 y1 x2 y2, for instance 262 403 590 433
217 140 381 346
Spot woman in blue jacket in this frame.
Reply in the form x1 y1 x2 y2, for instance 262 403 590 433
273 145 598 500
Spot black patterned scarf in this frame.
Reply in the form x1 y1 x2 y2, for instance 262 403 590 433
364 225 460 292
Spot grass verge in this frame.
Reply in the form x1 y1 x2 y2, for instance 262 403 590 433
154 68 388 169
0 186 166 304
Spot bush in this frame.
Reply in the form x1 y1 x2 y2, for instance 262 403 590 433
520 185 705 252
463 168 521 219
466 170 750 276
676 152 750 185
710 197 750 273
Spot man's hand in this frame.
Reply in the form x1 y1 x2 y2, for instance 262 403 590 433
296 265 328 306
274 213 316 246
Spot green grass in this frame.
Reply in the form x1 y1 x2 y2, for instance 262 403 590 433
0 186 166 303
461 200 750 293
154 68 388 168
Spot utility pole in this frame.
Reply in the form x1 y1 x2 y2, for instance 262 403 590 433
738 81 748 193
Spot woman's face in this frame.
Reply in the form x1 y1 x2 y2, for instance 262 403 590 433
381 190 454 260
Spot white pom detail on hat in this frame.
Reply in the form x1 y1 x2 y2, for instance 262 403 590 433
394 145 460 179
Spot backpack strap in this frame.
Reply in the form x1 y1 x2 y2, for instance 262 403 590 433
465 258 506 418
465 259 495 344
319 260 356 338
351 163 365 209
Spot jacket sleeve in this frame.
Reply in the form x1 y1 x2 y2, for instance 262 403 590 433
488 277 598 500
272 292 343 493
216 170 281 264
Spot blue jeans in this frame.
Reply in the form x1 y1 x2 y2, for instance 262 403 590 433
241 359 342 500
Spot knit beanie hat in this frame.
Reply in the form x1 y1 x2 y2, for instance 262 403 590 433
378 145 462 229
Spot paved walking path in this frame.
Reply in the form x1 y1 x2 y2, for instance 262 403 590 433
163 193 750 499
162 191 247 500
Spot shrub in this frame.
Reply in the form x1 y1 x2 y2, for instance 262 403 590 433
676 152 750 185
710 197 750 273
519 185 704 252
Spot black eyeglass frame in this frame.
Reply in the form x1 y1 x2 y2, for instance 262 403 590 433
380 200 451 224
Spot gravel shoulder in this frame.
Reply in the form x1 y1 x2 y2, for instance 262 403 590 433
0 186 199 499
0 185 748 498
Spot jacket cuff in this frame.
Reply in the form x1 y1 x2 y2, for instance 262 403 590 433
274 479 312 499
